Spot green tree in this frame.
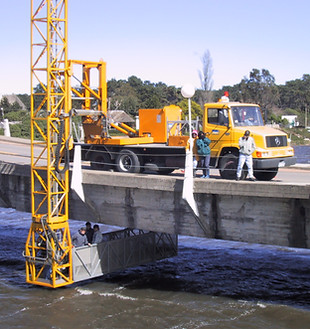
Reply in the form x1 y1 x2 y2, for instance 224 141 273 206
107 77 181 117
20 116 32 138
10 124 22 137
5 110 27 122
0 97 10 115
17 94 31 111
178 99 202 120
143 94 161 108
278 75 310 126
239 68 279 110
128 75 143 90
108 81 139 116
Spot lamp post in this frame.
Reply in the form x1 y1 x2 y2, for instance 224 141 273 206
181 84 199 218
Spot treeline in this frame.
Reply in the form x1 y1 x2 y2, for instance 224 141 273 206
214 69 310 126
1 68 310 139
107 68 310 125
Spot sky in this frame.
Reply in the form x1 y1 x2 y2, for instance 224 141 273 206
1 0 310 95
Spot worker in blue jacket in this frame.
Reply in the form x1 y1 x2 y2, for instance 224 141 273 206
196 131 211 178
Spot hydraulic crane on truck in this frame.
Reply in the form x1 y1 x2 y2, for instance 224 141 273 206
24 0 177 288
26 0 125 288
24 0 139 288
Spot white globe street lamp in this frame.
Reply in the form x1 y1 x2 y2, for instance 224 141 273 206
181 84 195 142
181 84 195 99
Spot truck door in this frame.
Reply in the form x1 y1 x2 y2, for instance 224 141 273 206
203 107 231 161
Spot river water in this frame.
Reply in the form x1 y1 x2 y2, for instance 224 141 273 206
1 207 310 328
293 145 310 164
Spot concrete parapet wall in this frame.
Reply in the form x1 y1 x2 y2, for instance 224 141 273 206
0 162 310 249
0 162 31 212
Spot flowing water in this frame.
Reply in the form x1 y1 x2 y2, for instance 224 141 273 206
1 207 310 329
294 145 310 164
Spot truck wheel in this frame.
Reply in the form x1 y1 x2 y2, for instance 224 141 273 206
219 154 247 180
116 149 141 173
90 152 113 171
254 168 278 181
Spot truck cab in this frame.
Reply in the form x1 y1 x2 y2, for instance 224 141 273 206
203 101 296 180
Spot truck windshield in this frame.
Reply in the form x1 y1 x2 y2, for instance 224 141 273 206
231 106 264 126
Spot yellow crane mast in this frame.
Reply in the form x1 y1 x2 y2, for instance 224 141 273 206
24 0 73 288
25 0 108 288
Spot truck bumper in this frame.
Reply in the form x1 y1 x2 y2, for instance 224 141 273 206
253 156 297 169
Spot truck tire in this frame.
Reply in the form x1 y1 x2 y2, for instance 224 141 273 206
90 151 113 171
116 149 141 173
254 168 278 181
219 153 247 180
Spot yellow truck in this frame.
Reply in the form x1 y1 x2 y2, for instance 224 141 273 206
70 60 295 180
203 101 296 180
80 100 295 180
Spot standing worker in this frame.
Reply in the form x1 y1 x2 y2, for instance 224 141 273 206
236 130 256 181
85 222 94 244
72 227 90 247
92 224 103 244
196 131 211 178
192 130 199 176
185 129 199 177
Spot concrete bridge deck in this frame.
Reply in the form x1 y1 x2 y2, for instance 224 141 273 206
0 144 309 249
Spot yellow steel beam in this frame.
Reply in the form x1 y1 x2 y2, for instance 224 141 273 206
68 59 107 115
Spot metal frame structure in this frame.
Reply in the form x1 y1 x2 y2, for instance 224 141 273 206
25 0 73 288
69 59 109 144
72 229 178 282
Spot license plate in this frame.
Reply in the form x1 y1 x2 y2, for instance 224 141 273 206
278 161 285 168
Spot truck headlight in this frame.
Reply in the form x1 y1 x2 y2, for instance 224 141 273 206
256 150 269 158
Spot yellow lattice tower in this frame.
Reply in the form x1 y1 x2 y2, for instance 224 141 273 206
25 0 73 288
